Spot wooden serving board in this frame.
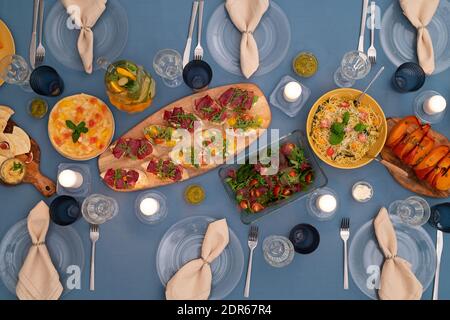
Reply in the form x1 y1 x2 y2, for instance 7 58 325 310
0 120 56 197
98 83 272 192
380 117 450 198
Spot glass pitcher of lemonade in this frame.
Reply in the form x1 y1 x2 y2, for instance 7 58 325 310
98 58 156 113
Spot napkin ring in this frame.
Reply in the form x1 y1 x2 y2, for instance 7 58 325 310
201 257 210 266
386 255 397 260
243 30 253 35
32 241 45 247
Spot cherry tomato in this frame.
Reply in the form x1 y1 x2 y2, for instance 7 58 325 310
251 202 264 213
273 185 281 197
289 170 297 177
239 200 249 209
249 179 259 187
340 101 350 108
254 190 261 197
305 173 313 184
327 147 334 156
282 188 292 196
153 138 165 145
281 143 296 156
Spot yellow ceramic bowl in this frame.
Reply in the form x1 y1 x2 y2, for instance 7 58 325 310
306 88 387 169
0 20 15 87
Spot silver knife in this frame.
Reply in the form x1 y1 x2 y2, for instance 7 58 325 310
30 0 40 69
433 230 443 300
358 0 369 52
183 1 199 68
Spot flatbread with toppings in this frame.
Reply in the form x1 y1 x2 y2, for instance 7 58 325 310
48 94 115 160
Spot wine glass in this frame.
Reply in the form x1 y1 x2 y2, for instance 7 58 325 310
153 49 183 88
388 196 431 227
334 51 371 88
82 194 119 225
0 54 32 92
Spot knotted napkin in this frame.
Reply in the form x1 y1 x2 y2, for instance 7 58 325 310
399 0 440 75
165 219 229 300
374 207 423 300
225 0 269 78
61 0 107 74
16 201 63 300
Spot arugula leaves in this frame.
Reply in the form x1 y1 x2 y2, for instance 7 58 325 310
66 120 89 143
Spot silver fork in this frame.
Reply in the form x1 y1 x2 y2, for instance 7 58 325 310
244 225 258 298
35 0 45 67
367 1 377 64
194 0 204 60
340 218 350 290
89 224 100 291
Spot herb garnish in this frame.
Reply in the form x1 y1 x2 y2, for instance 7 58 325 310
66 120 89 143
329 111 350 145
12 162 24 174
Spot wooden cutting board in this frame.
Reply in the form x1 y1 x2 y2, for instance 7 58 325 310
380 117 450 198
98 83 272 192
0 120 56 197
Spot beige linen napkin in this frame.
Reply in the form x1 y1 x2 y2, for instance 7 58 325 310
16 201 63 300
165 219 229 300
374 208 423 300
225 0 269 78
61 0 107 74
399 0 440 75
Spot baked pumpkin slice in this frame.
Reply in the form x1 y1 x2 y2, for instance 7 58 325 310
392 124 430 159
426 153 450 190
402 135 434 166
386 116 421 148
414 146 449 180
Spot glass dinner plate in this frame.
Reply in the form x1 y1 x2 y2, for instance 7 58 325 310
0 219 85 297
349 216 436 300
156 216 244 300
44 0 128 72
206 1 291 77
380 0 450 74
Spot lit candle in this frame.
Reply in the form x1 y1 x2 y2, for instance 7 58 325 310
316 194 337 213
423 95 446 115
140 197 160 216
58 169 83 189
283 81 302 103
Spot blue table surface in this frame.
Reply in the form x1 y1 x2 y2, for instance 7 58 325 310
0 0 449 300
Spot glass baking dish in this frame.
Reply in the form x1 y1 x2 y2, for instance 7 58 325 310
218 130 328 224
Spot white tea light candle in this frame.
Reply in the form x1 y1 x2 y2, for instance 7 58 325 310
316 194 337 213
423 95 446 115
58 169 83 189
283 81 302 103
140 197 160 216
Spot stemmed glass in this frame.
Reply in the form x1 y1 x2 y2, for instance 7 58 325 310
334 51 371 88
388 196 431 227
153 49 183 88
0 54 32 92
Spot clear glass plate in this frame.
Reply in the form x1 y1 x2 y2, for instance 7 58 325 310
206 2 291 77
156 216 244 300
219 130 328 225
44 0 128 72
380 0 450 74
349 216 436 300
0 219 85 297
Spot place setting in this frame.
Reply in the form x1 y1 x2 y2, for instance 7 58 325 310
0 0 449 302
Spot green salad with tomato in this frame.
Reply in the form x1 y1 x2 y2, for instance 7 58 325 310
224 142 315 214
